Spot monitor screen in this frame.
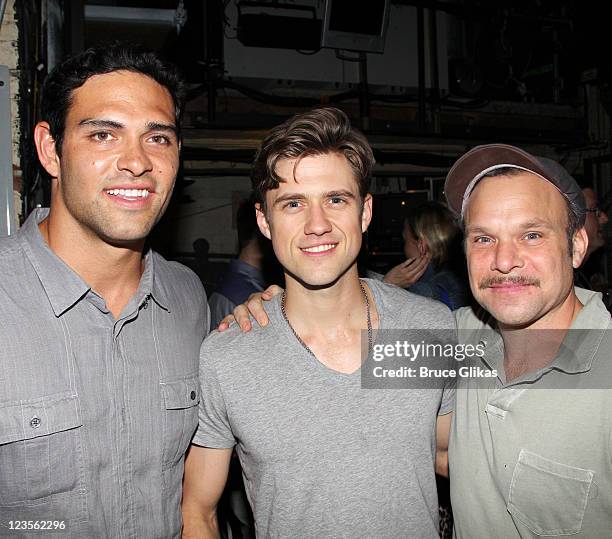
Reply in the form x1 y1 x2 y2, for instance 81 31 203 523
321 0 390 53
328 0 386 36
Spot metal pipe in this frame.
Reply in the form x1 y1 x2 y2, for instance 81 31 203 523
203 0 224 125
416 5 426 132
358 52 370 132
427 7 440 133
0 66 15 236
207 81 216 125
552 28 561 104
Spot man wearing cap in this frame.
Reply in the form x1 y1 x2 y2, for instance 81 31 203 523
445 144 612 537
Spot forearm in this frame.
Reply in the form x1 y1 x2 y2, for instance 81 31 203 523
182 445 233 539
435 448 449 478
182 506 220 539
435 412 452 478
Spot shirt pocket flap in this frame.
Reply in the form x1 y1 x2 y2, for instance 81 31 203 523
0 391 82 445
161 375 200 410
508 449 594 536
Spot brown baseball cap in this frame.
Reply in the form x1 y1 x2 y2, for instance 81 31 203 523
444 143 586 221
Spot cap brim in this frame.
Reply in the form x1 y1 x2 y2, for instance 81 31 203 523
444 144 551 215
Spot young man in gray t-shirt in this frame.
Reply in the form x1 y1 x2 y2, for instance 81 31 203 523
182 107 455 538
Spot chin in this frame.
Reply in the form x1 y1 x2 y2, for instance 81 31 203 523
286 266 352 290
294 276 340 289
101 228 151 246
487 304 540 328
476 295 526 322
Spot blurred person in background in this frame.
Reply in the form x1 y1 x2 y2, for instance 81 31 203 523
382 201 470 310
582 186 608 260
208 195 281 330
575 186 609 301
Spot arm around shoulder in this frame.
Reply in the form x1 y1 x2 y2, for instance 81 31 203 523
181 445 233 538
218 284 283 332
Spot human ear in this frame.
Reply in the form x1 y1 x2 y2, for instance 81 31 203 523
418 238 429 256
361 194 373 233
34 122 60 179
255 203 272 240
571 227 589 268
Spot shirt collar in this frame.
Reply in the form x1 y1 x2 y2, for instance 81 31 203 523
553 286 611 374
479 287 611 381
19 208 91 317
19 208 171 316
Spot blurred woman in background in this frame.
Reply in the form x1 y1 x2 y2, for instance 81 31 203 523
383 201 470 310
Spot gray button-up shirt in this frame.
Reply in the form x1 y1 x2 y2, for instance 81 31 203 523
0 209 209 538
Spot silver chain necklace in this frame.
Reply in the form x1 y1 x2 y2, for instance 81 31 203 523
280 280 373 358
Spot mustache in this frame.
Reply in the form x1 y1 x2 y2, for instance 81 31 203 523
479 275 541 289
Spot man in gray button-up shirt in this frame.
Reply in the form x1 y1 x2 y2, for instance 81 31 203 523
0 45 208 537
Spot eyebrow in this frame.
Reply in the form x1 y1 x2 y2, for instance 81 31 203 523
466 220 553 235
272 193 306 208
78 118 177 136
520 220 553 230
464 226 488 236
145 121 178 135
272 189 357 208
79 119 124 129
327 190 356 199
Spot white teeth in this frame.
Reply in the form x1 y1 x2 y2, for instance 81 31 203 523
302 244 336 253
106 188 150 198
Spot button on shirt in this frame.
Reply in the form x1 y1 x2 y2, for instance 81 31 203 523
0 209 209 538
450 288 612 538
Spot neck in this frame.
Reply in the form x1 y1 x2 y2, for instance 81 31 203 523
283 267 374 334
282 267 377 374
40 211 145 318
499 289 582 381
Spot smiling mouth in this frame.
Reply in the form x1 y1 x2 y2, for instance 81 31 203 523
106 188 150 199
301 243 338 253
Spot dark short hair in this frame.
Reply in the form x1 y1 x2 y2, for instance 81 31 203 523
40 43 185 157
251 107 374 206
468 167 582 255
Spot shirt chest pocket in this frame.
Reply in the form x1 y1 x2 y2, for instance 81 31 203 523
0 392 88 521
160 375 200 470
507 449 594 536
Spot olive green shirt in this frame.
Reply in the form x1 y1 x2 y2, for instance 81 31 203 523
450 287 612 538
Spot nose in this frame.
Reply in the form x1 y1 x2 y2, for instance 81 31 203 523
490 240 524 274
304 203 332 236
116 137 153 177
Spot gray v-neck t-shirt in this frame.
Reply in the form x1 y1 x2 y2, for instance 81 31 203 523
193 279 456 538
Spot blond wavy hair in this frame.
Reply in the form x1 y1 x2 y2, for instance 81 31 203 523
404 202 460 268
